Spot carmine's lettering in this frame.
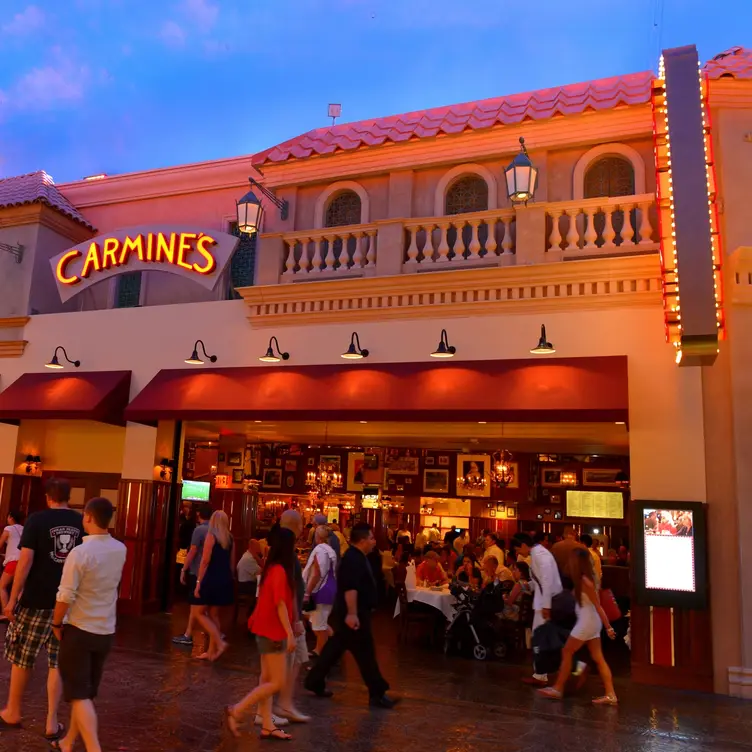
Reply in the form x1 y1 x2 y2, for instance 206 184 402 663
58 231 219 286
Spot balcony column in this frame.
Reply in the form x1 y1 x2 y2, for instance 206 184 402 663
514 205 550 265
255 234 286 285
373 221 407 276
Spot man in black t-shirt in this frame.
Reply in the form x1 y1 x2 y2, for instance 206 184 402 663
305 523 397 709
0 478 84 739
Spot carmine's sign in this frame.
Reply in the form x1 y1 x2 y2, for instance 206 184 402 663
50 225 240 303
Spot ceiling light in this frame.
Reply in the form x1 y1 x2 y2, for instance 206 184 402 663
478 421 487 424
45 346 80 370
360 421 368 424
530 324 555 355
341 332 369 360
615 421 626 425
259 336 289 363
185 339 217 365
431 329 456 358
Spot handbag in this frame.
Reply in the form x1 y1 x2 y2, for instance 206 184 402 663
308 557 337 608
599 588 622 622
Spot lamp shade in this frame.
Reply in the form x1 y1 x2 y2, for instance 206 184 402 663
184 349 203 365
45 354 64 369
341 332 369 359
430 329 456 358
530 324 556 354
505 137 538 205
236 188 263 235
258 347 281 363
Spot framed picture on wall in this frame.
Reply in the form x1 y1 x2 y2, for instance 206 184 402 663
227 452 243 467
425 456 435 466
541 468 564 487
231 469 244 484
308 457 315 466
347 452 365 492
386 456 420 475
582 468 623 487
364 453 380 470
285 460 297 472
423 469 449 494
262 468 282 489
438 456 450 466
457 454 491 498
319 455 342 474
218 453 225 463
506 506 517 519
553 510 563 520
490 509 496 518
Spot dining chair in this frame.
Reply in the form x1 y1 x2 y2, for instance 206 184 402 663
395 582 434 646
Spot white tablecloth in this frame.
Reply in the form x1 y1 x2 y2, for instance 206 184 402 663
394 586 455 621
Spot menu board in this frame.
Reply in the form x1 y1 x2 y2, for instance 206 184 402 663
566 490 623 519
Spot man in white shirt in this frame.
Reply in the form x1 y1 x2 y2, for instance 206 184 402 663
514 532 562 687
51 497 126 752
426 523 441 543
482 533 513 582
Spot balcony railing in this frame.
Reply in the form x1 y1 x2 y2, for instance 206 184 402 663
546 193 657 257
268 193 658 285
403 208 516 268
282 224 377 278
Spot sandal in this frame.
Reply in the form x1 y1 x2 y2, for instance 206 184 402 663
592 694 618 706
225 706 241 738
260 726 292 741
537 687 563 700
44 723 65 741
0 716 22 729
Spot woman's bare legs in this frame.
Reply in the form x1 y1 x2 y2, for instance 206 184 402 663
194 607 223 659
230 653 287 731
587 638 616 699
208 607 227 659
551 635 584 695
0 573 12 615
314 629 328 655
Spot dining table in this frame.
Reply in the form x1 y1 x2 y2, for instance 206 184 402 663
393 584 456 621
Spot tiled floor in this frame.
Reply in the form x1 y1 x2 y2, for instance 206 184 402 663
0 605 749 751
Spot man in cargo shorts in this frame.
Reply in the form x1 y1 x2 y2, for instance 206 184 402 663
0 478 84 740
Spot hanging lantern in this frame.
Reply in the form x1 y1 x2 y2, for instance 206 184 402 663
505 137 538 205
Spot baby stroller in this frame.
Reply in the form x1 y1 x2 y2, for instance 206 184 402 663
444 581 511 661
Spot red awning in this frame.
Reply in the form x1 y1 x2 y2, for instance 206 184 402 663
0 371 132 425
125 357 628 424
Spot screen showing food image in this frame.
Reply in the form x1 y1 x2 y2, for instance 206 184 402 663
643 509 695 593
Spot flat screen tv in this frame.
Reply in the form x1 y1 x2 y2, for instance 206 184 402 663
632 500 708 609
181 480 210 502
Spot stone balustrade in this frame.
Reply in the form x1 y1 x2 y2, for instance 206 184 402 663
282 223 378 278
545 193 657 257
267 194 658 286
403 208 516 268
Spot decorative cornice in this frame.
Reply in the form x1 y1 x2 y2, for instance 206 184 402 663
0 341 28 358
0 317 30 329
0 204 93 243
239 253 662 327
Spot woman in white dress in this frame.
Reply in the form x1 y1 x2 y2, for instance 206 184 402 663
0 509 24 619
303 526 338 657
539 548 618 705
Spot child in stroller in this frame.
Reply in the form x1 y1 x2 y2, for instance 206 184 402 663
444 578 513 660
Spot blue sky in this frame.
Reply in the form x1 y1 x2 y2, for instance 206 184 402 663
0 0 748 182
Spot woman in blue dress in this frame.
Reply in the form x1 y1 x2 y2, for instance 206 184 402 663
195 510 235 660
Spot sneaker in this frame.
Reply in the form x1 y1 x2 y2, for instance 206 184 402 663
254 714 289 727
369 694 400 709
172 635 193 646
572 661 587 677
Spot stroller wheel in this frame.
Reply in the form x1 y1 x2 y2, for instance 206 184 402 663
473 644 488 661
493 642 508 659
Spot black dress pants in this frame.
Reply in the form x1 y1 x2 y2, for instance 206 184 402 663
306 616 389 699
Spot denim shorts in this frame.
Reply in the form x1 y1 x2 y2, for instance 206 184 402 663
256 635 287 654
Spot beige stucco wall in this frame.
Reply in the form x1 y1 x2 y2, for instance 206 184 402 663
0 221 38 318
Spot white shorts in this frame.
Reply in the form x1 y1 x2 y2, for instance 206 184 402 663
287 631 309 668
310 604 332 632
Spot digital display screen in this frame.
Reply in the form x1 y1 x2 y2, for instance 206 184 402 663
643 508 695 593
566 490 624 519
181 480 210 501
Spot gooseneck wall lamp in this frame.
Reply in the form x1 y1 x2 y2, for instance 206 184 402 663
530 325 556 355
185 340 218 365
430 329 456 358
25 455 41 474
45 346 80 370
341 332 369 360
259 336 290 363
236 177 289 236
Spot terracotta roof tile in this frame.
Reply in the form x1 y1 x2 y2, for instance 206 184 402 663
703 46 752 79
253 70 655 165
0 171 95 230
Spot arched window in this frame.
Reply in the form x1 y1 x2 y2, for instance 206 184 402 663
325 190 362 227
583 157 635 198
445 175 489 215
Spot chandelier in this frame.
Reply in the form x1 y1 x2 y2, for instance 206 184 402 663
492 449 515 487
306 462 342 497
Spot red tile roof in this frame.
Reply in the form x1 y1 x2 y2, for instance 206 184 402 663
253 70 655 166
0 171 95 230
703 46 752 79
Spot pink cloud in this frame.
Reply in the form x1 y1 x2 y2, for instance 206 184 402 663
160 20 186 47
13 60 90 109
1 5 45 36
182 0 218 29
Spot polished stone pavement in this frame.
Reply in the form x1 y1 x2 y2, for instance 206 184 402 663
0 604 749 751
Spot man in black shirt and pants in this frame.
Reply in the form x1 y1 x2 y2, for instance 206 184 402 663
305 523 397 709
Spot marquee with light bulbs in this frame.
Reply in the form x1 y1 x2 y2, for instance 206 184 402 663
652 45 724 366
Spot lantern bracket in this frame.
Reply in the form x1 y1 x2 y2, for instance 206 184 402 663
0 242 23 264
248 177 289 220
